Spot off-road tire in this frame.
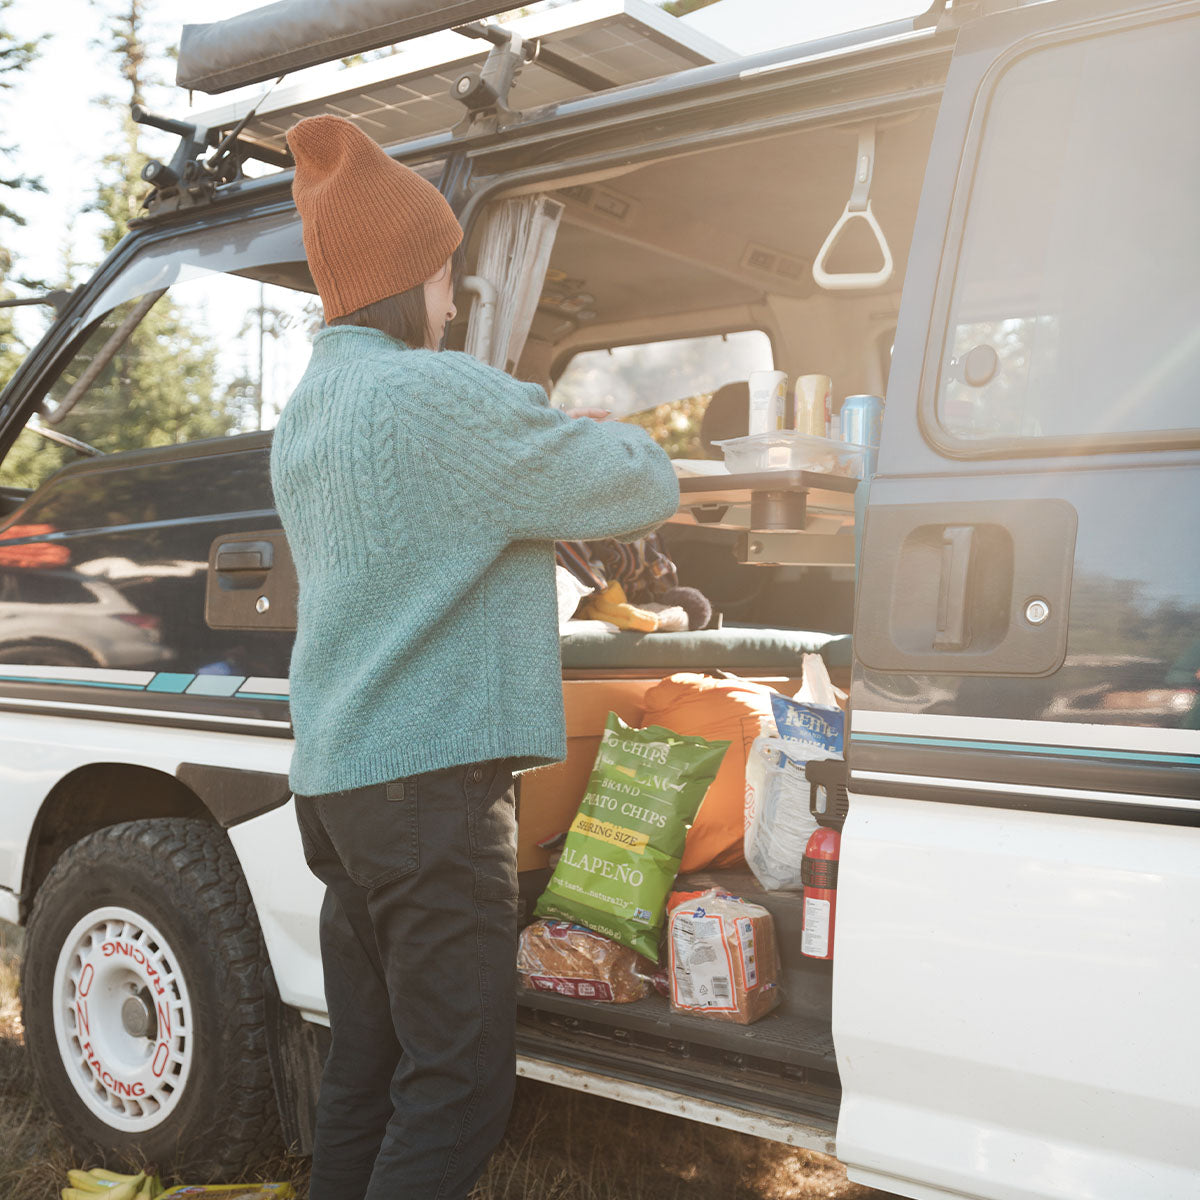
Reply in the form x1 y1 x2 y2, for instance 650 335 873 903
21 818 282 1176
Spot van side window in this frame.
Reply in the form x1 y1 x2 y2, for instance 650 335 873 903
935 15 1200 447
551 330 773 458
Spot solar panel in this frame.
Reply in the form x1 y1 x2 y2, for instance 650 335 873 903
185 0 732 162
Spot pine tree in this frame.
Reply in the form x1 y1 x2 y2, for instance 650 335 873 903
3 1 239 488
0 0 46 391
82 0 239 443
92 0 151 251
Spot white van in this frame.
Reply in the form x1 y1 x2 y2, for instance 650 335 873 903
0 1 1196 1196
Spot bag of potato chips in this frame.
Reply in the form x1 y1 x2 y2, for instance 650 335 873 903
534 713 729 961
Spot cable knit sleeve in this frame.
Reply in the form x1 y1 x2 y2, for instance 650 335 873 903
402 351 680 543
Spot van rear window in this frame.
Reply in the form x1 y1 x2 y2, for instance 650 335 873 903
933 14 1200 450
552 331 773 457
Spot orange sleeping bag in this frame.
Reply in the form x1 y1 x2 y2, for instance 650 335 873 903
640 673 778 873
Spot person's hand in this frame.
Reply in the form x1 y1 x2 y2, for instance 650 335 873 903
563 407 611 421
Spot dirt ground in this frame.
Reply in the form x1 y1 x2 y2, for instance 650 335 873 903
0 924 901 1199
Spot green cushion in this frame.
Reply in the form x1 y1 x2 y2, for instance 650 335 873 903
559 623 853 671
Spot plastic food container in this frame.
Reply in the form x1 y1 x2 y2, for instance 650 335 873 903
715 431 866 478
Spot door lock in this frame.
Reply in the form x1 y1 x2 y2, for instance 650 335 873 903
1024 598 1050 625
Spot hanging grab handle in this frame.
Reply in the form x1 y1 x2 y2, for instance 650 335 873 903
812 123 894 291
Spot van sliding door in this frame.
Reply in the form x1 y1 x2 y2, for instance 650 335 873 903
839 2 1200 1197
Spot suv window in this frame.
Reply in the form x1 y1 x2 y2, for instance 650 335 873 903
552 330 773 457
0 269 319 491
934 14 1200 448
0 209 320 492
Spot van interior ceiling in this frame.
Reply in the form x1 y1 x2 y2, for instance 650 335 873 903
500 107 939 385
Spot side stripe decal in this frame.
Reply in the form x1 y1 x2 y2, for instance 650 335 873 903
854 732 1200 769
852 709 1199 758
851 770 1200 811
0 693 292 732
0 665 290 700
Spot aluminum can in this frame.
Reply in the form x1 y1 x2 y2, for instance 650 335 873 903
840 394 884 447
793 374 832 438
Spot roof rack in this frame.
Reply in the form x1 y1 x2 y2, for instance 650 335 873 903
134 93 294 218
137 0 729 217
138 0 966 220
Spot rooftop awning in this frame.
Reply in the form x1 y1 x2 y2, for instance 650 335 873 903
178 0 518 95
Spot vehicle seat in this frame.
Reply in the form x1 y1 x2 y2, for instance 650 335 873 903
559 620 852 673
699 381 750 457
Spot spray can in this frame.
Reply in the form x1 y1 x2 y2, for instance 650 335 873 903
747 370 787 435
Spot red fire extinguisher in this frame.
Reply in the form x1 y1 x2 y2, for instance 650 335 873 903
801 827 840 960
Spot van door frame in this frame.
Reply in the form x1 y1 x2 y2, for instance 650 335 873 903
839 1 1200 1197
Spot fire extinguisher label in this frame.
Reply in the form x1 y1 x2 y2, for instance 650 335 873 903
802 897 831 958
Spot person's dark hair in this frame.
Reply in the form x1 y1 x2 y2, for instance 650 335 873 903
328 243 465 349
328 283 430 348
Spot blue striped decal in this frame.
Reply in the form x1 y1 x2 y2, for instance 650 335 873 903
0 674 145 690
854 732 1200 768
0 670 290 700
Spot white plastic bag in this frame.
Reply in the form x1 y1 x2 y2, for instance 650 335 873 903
794 651 846 709
769 654 845 759
555 565 593 627
743 655 845 891
744 735 832 891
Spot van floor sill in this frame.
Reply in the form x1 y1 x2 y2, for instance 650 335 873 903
516 987 836 1074
515 1016 840 1128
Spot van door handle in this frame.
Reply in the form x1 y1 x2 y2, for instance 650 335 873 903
215 540 273 572
933 525 974 651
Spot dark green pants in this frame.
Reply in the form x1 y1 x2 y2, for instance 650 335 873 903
295 760 518 1200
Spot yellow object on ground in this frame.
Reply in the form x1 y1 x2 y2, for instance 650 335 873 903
63 1174 146 1200
67 1170 115 1193
578 581 658 632
64 1170 291 1200
64 1169 165 1200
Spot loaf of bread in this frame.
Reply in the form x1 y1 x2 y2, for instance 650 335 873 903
668 890 781 1024
517 919 651 1003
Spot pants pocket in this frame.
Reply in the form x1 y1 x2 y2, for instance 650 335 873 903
466 765 519 903
293 795 326 870
316 779 420 889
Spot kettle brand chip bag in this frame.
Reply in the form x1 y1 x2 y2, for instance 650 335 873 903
534 713 730 961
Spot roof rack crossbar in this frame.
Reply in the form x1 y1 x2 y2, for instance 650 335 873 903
135 76 294 216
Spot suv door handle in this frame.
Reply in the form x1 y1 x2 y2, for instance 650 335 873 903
854 498 1076 677
933 525 974 651
215 540 274 572
206 530 297 631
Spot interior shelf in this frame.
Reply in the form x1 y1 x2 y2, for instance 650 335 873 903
671 469 859 564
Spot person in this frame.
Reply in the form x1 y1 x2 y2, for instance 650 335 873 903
269 115 679 1200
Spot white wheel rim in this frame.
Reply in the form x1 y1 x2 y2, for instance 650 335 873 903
52 905 194 1131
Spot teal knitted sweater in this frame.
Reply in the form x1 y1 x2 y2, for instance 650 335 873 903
269 325 679 795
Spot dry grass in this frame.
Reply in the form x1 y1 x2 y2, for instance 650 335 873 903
471 1082 899 1200
0 922 897 1199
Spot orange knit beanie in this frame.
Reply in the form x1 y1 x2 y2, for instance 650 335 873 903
286 115 463 320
